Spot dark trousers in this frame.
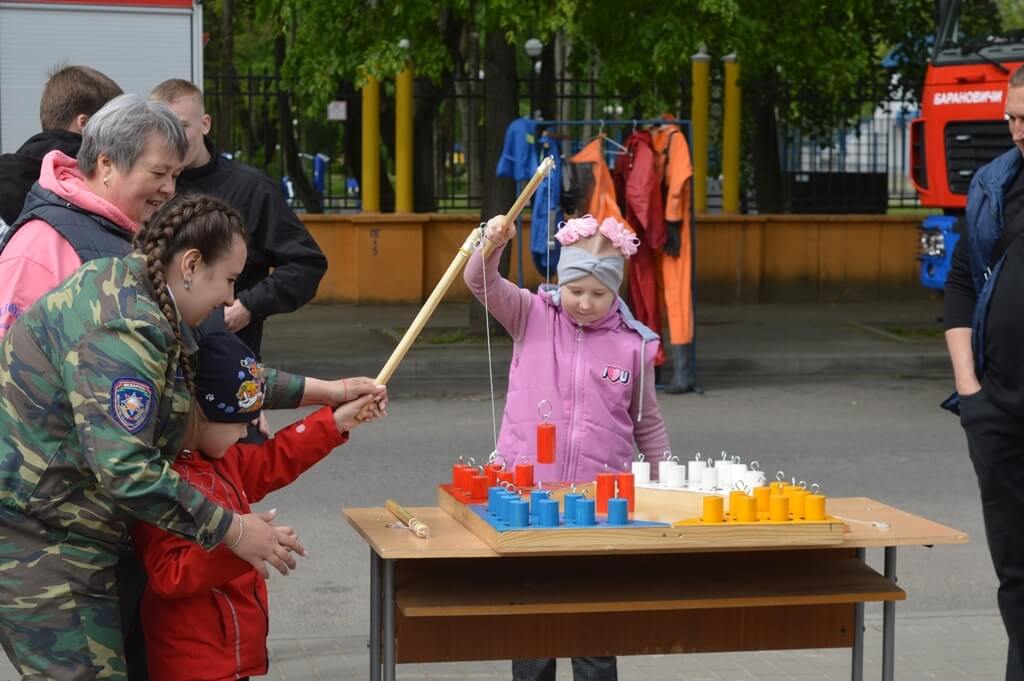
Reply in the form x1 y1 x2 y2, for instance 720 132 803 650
512 657 617 681
961 389 1024 681
117 550 149 681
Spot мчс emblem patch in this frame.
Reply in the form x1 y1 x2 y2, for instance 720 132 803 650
110 378 155 433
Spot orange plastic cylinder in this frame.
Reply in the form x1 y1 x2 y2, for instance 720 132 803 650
736 495 758 522
754 486 771 513
702 495 725 523
805 494 827 520
769 494 790 522
789 490 807 519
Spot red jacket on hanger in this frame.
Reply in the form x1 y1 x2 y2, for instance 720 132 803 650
132 407 347 681
612 130 666 365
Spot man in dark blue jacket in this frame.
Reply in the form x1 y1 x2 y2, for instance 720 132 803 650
945 64 1024 681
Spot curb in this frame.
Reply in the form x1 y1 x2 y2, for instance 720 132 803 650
264 347 952 383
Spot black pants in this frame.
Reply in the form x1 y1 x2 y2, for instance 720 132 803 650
512 657 617 681
961 389 1024 681
117 550 149 681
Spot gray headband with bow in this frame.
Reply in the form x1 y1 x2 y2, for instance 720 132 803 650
556 245 625 292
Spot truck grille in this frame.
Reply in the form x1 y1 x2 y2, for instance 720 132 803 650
945 121 1014 194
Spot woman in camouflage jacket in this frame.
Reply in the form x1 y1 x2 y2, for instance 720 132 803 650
0 194 311 680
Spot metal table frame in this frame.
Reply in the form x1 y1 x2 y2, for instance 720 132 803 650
367 545 901 681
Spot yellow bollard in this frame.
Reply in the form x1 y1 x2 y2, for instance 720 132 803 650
722 53 741 214
395 66 413 212
361 75 381 213
691 49 711 214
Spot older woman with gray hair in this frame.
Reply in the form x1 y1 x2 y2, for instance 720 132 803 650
0 93 187 341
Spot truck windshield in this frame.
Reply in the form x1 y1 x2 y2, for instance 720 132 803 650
933 0 1024 67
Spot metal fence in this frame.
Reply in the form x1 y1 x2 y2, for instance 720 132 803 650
779 103 921 212
204 71 922 214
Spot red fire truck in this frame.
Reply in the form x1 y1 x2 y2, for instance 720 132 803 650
913 0 1024 288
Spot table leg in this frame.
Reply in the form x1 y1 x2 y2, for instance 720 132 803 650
851 547 865 681
882 547 897 681
383 558 396 681
370 549 382 681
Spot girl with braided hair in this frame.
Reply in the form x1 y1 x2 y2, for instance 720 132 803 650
0 193 320 680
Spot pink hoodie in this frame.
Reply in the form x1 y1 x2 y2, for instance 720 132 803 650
465 243 670 484
0 151 137 340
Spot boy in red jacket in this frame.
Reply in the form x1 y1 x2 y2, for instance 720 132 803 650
132 332 384 681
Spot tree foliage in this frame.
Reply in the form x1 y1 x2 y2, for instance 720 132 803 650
204 0 1023 212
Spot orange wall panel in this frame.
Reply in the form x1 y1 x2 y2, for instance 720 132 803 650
300 213 924 304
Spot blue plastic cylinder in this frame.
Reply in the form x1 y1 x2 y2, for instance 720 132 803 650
537 499 560 527
575 498 597 526
607 498 629 525
509 500 530 527
562 494 583 524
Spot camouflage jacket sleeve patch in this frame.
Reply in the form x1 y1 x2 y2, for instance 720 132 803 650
110 377 156 434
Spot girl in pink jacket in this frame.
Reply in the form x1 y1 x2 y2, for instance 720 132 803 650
466 214 672 681
465 213 671 484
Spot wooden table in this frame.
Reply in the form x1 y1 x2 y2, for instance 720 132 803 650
344 497 967 681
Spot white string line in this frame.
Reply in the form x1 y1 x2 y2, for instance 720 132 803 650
479 229 499 452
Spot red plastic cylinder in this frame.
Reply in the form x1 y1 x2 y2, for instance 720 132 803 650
452 464 473 490
616 472 635 512
514 462 534 488
485 463 502 487
596 472 615 514
537 423 556 463
470 474 489 501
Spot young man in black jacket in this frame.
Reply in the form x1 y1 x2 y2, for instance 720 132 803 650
150 79 328 357
0 65 122 228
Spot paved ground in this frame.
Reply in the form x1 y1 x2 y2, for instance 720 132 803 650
262 611 1006 681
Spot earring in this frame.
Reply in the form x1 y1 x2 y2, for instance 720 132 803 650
183 279 191 291
103 176 110 187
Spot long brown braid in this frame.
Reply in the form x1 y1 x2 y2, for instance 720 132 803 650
134 194 247 396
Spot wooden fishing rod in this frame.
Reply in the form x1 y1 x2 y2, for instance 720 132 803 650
373 156 555 386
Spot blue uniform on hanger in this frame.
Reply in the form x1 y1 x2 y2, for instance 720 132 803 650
495 117 538 182
531 131 562 277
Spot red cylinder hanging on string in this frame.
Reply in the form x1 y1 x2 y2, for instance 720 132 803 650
537 399 555 464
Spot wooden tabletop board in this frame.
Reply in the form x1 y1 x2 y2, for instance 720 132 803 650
343 497 968 560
